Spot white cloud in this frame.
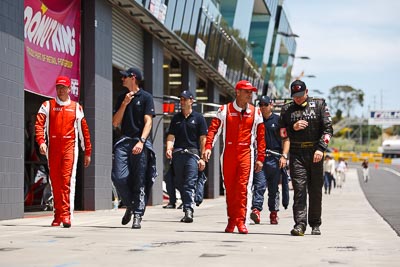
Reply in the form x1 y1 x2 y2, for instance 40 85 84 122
289 1 400 74
285 0 400 115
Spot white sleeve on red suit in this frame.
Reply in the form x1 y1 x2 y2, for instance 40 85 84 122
254 107 266 162
35 100 50 146
205 104 226 150
76 103 92 156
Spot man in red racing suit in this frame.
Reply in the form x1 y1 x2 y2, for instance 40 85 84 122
203 80 265 234
35 76 92 228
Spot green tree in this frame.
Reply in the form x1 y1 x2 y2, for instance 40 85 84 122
332 109 342 124
327 85 364 117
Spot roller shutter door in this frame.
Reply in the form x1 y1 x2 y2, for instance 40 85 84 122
112 7 144 70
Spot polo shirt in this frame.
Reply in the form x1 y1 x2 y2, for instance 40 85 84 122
264 113 282 151
168 110 208 149
114 88 155 138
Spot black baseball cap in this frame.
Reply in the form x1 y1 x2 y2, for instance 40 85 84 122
120 67 143 81
259 95 271 105
290 80 307 97
180 90 194 99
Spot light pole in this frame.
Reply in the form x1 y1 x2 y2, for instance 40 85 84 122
292 73 316 81
277 31 299 38
310 89 324 95
288 54 310 60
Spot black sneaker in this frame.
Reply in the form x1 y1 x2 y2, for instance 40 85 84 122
121 209 133 225
180 210 193 223
163 203 176 209
132 214 142 229
311 226 321 235
290 225 305 236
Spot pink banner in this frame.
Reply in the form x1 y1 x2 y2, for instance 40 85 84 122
24 0 81 101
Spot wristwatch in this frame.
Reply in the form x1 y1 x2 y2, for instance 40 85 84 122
281 153 288 159
140 137 146 143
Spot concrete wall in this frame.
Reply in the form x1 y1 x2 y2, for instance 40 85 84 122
81 0 113 210
0 0 25 220
143 31 164 205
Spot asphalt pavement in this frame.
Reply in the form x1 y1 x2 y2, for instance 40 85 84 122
1 168 400 267
356 162 400 236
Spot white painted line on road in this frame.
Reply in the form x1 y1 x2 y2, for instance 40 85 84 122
381 167 400 176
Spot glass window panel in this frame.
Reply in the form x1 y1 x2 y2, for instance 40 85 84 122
205 25 220 66
180 0 195 43
164 0 177 30
171 0 186 35
187 0 202 48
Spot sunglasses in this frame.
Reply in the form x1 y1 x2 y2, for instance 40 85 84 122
122 74 136 79
292 84 303 92
259 103 270 107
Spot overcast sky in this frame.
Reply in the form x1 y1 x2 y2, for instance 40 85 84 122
284 0 400 117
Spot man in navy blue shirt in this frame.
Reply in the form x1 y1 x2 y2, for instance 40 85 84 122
166 90 208 223
251 96 288 225
112 67 156 229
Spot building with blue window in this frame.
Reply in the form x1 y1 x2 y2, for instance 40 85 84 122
0 0 298 220
220 0 297 98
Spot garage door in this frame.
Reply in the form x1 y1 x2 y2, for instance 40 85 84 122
112 7 144 70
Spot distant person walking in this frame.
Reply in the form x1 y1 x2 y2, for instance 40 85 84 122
336 158 347 188
362 159 369 183
323 155 335 194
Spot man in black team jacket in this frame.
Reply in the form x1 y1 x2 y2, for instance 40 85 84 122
278 80 333 236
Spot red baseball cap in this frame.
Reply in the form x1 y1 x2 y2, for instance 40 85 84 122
235 80 257 92
56 76 71 87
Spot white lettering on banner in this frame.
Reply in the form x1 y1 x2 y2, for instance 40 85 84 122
24 6 76 56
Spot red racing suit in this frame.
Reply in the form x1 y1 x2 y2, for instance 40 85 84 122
35 98 91 221
205 101 265 225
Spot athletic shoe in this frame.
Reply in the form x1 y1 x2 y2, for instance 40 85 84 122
180 210 193 223
290 225 305 236
270 211 278 225
163 203 176 209
62 218 71 228
311 226 321 235
121 208 133 225
250 209 261 224
132 214 142 229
